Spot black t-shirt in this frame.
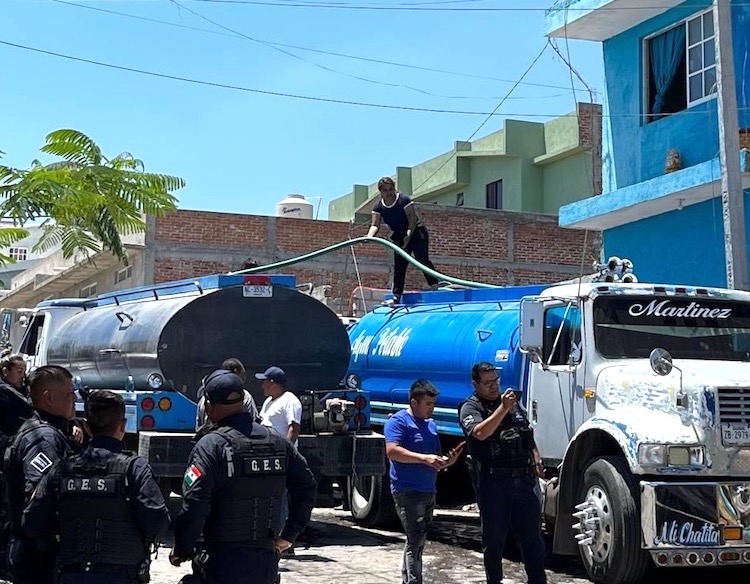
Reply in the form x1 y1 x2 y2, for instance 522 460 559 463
373 193 422 239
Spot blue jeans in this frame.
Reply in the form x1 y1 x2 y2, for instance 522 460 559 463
392 490 436 584
477 473 547 584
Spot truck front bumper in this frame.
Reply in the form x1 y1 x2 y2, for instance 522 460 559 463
641 480 750 567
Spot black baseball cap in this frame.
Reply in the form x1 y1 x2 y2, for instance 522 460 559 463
255 366 286 386
203 369 245 405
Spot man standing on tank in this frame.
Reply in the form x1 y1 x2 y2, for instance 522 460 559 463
367 177 439 305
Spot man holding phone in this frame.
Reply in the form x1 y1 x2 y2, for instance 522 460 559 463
384 379 464 584
459 362 547 584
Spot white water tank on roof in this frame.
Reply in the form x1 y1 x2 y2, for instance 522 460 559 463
276 194 314 219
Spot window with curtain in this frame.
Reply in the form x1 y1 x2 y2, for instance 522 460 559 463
645 9 716 122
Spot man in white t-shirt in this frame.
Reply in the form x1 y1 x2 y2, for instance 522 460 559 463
256 366 301 446
256 366 303 556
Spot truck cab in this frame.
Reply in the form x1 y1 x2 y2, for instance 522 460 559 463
521 281 750 583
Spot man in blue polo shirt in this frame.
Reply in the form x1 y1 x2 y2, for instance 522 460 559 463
384 379 465 584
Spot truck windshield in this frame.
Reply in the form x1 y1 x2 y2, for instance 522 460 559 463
593 296 750 361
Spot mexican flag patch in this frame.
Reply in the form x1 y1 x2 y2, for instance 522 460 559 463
184 464 203 487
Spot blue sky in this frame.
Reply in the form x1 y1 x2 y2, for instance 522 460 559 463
1 0 604 219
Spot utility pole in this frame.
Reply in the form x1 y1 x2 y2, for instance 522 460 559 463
714 0 748 290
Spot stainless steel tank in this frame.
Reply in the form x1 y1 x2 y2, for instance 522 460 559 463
46 284 351 403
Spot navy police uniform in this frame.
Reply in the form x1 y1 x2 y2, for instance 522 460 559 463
0 379 33 577
4 410 77 584
173 409 316 584
22 435 171 583
459 393 547 584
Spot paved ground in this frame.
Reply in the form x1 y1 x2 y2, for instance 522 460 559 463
150 506 591 584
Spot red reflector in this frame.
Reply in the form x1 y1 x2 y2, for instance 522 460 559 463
354 414 367 428
243 275 271 285
141 415 155 429
141 397 155 412
354 396 367 410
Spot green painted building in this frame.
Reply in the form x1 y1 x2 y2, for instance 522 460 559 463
328 102 602 221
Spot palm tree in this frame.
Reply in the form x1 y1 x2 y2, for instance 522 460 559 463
0 129 184 264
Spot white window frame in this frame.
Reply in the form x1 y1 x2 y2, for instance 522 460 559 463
79 283 97 298
642 9 717 119
686 9 717 107
8 247 28 262
114 265 133 285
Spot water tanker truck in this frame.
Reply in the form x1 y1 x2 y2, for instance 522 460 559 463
345 264 750 584
2 273 385 499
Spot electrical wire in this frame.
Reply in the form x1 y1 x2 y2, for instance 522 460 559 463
48 0 593 93
167 0 574 101
408 40 552 196
1 37 743 119
188 0 747 12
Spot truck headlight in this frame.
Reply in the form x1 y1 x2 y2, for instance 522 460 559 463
638 444 705 467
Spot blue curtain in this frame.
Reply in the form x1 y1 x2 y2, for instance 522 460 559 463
650 25 686 115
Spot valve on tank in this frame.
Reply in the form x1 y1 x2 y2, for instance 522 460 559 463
313 398 356 434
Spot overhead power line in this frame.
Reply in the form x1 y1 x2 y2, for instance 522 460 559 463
411 40 551 194
0 37 569 116
187 0 744 12
0 37 741 119
49 0 592 93
166 0 572 100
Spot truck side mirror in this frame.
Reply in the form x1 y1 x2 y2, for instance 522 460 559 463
520 300 544 361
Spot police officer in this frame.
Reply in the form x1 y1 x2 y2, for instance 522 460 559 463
170 368 316 584
0 354 33 579
0 354 33 437
459 362 546 584
23 390 171 583
4 365 79 584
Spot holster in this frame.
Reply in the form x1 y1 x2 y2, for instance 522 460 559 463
191 549 210 584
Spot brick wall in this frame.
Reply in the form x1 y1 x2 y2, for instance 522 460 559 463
152 207 601 314
577 102 603 195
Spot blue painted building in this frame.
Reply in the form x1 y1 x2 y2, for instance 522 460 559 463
545 0 750 287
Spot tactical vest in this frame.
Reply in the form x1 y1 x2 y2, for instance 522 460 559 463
3 418 69 534
463 395 535 469
57 451 148 567
203 425 287 549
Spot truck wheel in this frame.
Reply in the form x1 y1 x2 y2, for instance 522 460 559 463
574 456 649 584
347 474 399 529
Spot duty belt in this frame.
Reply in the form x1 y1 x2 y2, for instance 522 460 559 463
58 562 139 578
476 464 532 478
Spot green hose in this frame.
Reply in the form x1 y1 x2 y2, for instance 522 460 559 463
228 235 496 289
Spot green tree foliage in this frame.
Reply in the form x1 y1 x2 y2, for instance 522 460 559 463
0 129 184 264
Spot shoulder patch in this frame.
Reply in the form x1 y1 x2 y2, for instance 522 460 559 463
462 415 475 427
184 464 203 487
30 452 53 474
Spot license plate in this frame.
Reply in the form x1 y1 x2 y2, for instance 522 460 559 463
243 284 272 298
721 423 750 445
125 405 137 434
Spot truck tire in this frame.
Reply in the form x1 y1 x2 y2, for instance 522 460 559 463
347 474 399 529
574 456 649 584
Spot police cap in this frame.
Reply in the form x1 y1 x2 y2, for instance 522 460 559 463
203 369 245 405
